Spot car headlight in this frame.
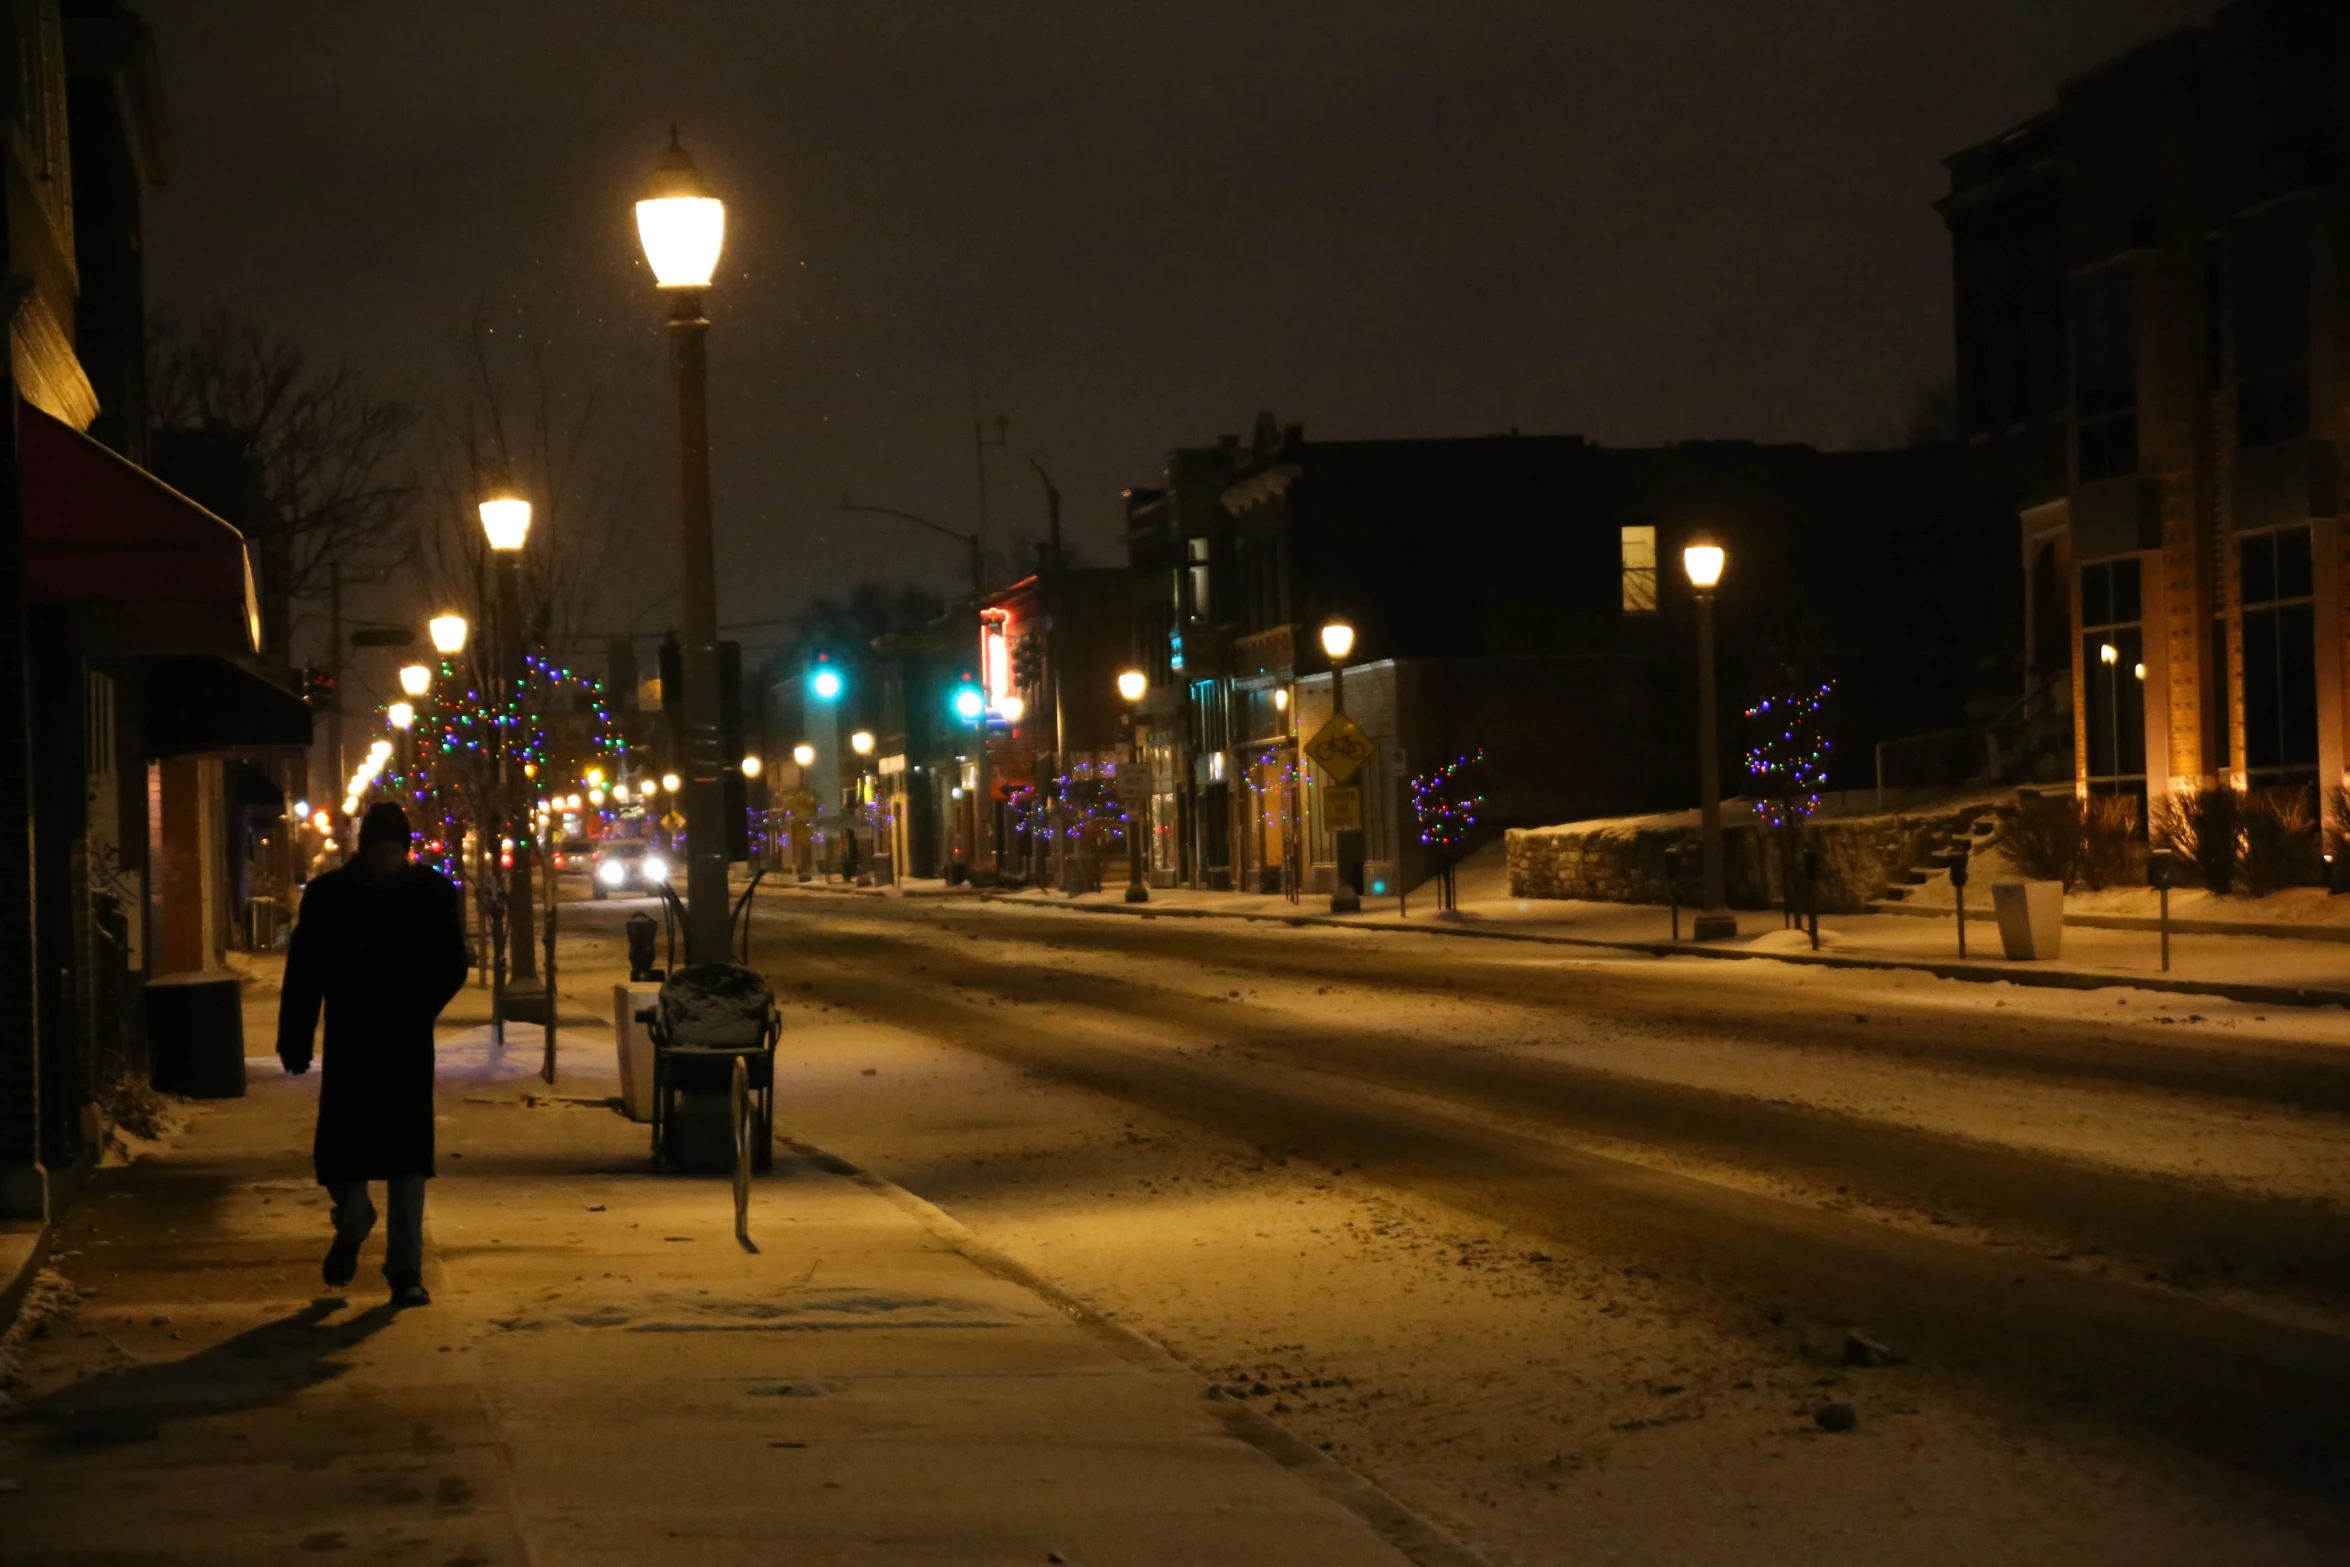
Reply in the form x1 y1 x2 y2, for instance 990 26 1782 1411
641 857 667 881
598 861 627 886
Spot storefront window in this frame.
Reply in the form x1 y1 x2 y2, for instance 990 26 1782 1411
2240 524 2318 787
2080 556 2145 798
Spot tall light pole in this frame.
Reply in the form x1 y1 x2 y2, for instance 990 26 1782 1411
637 131 731 964
1320 619 1361 914
1117 670 1150 903
481 485 545 1013
1683 536 1737 941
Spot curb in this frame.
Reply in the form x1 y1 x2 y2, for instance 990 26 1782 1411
933 891 2350 1013
775 1134 1493 1567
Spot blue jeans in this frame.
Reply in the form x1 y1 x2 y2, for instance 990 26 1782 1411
328 1173 428 1286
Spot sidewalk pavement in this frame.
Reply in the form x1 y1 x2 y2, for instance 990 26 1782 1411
803 864 2350 1010
0 947 1456 1566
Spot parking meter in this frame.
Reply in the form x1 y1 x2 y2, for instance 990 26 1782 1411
1801 846 1821 949
2149 847 2175 971
1949 848 1970 959
625 910 663 983
1662 845 1682 942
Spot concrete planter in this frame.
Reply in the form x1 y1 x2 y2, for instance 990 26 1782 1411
613 984 660 1123
1992 880 2064 960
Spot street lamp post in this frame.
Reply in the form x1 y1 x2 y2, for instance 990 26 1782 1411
638 131 732 965
1320 620 1361 915
481 485 545 1016
1117 670 1150 904
426 614 482 980
1683 536 1737 941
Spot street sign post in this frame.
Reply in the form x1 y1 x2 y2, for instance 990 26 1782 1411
1323 785 1363 833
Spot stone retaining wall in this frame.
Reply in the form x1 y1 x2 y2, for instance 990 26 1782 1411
1505 806 1975 914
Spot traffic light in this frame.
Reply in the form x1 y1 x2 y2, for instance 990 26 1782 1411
948 671 985 724
808 651 845 703
297 665 337 709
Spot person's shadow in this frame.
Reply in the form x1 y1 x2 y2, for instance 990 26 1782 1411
20 1298 402 1454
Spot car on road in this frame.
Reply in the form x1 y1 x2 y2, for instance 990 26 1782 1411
591 839 671 900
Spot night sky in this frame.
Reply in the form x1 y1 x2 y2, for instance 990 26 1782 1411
141 1 2213 658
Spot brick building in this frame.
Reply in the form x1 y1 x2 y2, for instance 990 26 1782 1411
1942 0 2350 816
1122 415 1970 895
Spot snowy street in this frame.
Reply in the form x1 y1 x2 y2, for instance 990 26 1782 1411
760 890 2350 1563
7 888 2349 1564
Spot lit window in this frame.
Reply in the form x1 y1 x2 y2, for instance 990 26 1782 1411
1620 526 1658 613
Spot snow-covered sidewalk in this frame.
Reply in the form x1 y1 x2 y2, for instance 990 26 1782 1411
817 847 2350 1009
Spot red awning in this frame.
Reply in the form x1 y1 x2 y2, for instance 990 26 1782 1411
19 402 261 655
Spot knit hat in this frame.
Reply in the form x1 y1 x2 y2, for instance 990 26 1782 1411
358 801 412 851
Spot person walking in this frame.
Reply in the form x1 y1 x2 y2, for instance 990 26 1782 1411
277 802 470 1306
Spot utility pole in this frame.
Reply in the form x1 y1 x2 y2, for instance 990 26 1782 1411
1029 457 1066 892
326 561 346 841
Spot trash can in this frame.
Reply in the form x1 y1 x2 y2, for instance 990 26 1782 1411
145 972 247 1098
1992 880 2065 961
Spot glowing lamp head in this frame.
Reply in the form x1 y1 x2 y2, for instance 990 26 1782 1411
479 489 532 552
1318 621 1355 663
850 731 875 756
428 613 469 654
1682 537 1726 590
792 744 816 767
810 666 844 702
341 796 358 815
387 702 415 731
1274 686 1290 712
612 782 630 801
1116 669 1148 704
2100 642 2118 665
399 664 431 697
588 788 606 806
566 793 583 811
660 773 682 793
635 133 725 289
740 754 763 778
293 799 309 818
369 739 393 758
994 695 1026 724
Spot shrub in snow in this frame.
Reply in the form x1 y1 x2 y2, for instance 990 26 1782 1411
2005 793 2084 888
2152 786 2239 895
2241 787 2322 896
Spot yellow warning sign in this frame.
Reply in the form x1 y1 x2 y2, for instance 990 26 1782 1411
1303 712 1375 784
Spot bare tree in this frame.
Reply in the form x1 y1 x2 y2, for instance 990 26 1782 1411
416 316 640 656
147 308 420 663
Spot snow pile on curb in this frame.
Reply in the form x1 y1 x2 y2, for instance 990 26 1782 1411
0 1267 82 1410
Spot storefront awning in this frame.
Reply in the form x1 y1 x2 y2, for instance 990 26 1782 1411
19 402 261 655
147 656 312 759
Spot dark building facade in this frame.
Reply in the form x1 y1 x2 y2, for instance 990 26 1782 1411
2 3 307 1220
1942 0 2350 815
1124 415 1969 894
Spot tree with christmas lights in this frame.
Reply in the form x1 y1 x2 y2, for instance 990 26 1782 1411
1410 750 1487 913
1743 677 1836 922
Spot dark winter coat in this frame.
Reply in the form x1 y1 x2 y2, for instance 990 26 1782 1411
275 861 470 1185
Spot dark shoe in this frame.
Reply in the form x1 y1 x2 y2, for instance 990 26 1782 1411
389 1279 431 1308
323 1233 362 1289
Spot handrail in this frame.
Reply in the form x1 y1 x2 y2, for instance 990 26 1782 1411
1874 669 2071 809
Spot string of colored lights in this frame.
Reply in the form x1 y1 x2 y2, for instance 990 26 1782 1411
1411 750 1487 853
1743 679 1836 828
